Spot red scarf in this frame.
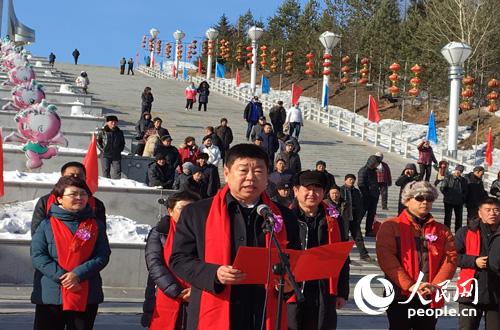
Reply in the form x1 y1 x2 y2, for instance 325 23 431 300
198 185 288 330
399 210 445 308
50 216 98 311
288 201 342 303
456 229 480 297
149 218 189 330
46 194 96 215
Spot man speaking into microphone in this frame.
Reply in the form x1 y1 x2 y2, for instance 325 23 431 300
170 144 300 330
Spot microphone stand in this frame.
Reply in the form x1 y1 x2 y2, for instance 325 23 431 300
262 221 304 330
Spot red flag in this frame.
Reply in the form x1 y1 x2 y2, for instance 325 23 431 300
172 64 176 77
485 127 493 167
367 95 381 123
291 83 304 106
151 54 155 68
0 128 4 197
236 68 241 87
83 134 98 193
198 58 202 74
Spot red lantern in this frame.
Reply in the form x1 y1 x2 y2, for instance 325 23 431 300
246 46 253 51
323 70 331 76
389 63 401 72
487 104 497 112
408 88 419 97
389 86 400 95
305 68 314 75
341 56 350 64
323 53 333 60
462 89 474 98
247 59 253 65
410 64 422 75
359 78 369 85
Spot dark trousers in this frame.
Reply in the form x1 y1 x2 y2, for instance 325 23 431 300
246 122 256 140
198 102 207 111
135 143 145 156
287 294 337 330
379 183 389 209
467 206 479 221
120 65 125 74
444 202 463 232
101 157 122 179
386 298 437 330
419 164 432 181
458 303 500 330
272 121 284 135
349 219 369 257
34 304 98 330
185 99 194 109
363 195 379 234
289 122 301 140
127 66 134 75
74 57 79 65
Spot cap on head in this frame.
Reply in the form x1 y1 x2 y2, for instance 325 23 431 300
296 170 326 189
190 165 202 174
105 115 118 122
316 160 326 167
455 165 465 173
473 166 485 172
161 135 172 141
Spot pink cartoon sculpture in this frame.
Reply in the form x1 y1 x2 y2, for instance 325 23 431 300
1 51 29 72
4 101 68 169
2 80 45 111
2 63 36 86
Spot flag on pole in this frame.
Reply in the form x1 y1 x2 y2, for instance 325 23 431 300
216 62 225 78
236 68 241 87
172 64 176 77
261 75 270 94
198 58 202 75
291 84 304 106
322 83 329 108
0 128 4 197
151 54 155 68
183 67 188 80
485 127 493 167
159 60 163 72
367 95 381 123
135 52 140 66
426 110 438 144
83 133 98 193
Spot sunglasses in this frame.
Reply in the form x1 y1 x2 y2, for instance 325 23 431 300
414 195 435 202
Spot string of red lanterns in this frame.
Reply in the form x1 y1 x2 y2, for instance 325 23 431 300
322 53 332 76
156 40 162 56
359 58 370 85
270 49 279 72
246 45 253 65
305 52 314 76
388 62 401 96
141 35 147 49
207 40 215 56
408 64 422 97
148 38 154 52
260 45 268 69
176 43 183 61
340 56 350 86
486 78 499 113
187 40 197 61
236 44 243 63
459 76 474 111
285 51 294 74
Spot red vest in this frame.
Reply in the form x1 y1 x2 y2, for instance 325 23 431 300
456 229 480 297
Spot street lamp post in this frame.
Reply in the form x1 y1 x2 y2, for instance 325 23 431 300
149 28 159 68
205 28 218 80
441 42 472 158
173 30 186 78
247 26 264 94
319 31 341 109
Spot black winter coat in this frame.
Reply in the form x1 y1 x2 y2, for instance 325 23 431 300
276 151 301 176
258 131 279 164
440 174 468 206
154 144 180 169
200 164 220 197
269 105 286 127
465 173 488 209
97 126 125 160
197 85 210 103
141 217 185 327
357 156 380 199
395 172 420 212
169 193 301 330
340 185 364 223
488 229 500 314
456 219 499 306
173 173 190 190
31 193 106 236
214 125 233 151
147 162 175 189
491 179 500 199
180 177 208 199
141 92 154 113
288 200 350 330
135 115 152 140
323 170 337 195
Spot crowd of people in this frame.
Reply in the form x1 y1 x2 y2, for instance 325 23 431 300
31 86 500 329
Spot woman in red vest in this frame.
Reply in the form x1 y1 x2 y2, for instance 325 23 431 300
142 191 200 329
377 180 457 330
31 176 111 330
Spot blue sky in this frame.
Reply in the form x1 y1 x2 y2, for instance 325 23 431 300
7 0 309 67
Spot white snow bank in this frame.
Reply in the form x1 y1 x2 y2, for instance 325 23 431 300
0 199 151 243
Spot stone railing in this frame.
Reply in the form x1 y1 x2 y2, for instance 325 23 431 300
137 65 496 187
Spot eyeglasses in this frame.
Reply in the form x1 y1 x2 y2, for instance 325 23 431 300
481 208 500 215
62 192 89 198
414 195 434 203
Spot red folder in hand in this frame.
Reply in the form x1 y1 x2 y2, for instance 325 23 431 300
232 241 354 285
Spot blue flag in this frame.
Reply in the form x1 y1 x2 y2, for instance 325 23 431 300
322 83 329 107
426 111 438 144
159 61 163 71
261 75 270 94
216 62 225 78
183 67 188 80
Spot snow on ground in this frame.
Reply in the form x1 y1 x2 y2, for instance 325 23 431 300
0 199 151 243
3 170 149 188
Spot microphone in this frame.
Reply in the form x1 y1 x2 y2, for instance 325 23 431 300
257 204 275 228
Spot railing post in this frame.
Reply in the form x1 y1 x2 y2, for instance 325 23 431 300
404 137 410 157
317 106 321 123
327 107 331 128
361 122 366 141
337 114 341 132
374 125 379 146
348 117 353 136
